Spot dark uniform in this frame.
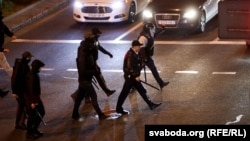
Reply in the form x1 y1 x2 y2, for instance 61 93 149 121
25 59 45 139
91 27 115 96
72 33 108 120
116 40 161 115
138 23 169 89
11 51 33 130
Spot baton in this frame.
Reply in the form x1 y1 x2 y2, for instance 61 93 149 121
92 79 99 90
143 66 147 82
35 109 46 126
140 80 160 90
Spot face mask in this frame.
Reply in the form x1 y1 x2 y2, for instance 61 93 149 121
149 28 156 37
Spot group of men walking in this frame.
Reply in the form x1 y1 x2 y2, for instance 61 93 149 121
72 23 169 119
0 15 169 138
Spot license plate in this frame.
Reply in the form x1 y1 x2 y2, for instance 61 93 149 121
158 20 176 25
88 14 105 17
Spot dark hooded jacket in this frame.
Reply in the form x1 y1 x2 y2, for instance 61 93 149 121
25 60 44 104
11 58 31 96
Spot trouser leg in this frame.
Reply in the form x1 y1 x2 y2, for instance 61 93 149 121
0 52 13 77
72 86 85 116
146 57 164 86
82 81 103 116
16 97 26 126
33 104 45 131
134 80 153 107
116 79 132 111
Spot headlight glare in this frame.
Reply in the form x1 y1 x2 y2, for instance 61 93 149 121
183 9 197 19
143 10 153 18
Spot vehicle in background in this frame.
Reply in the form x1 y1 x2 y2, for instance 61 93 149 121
143 0 220 33
73 0 150 23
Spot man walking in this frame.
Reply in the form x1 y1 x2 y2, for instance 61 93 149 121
116 40 161 115
11 51 33 130
138 23 169 89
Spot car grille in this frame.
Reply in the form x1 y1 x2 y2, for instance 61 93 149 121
81 6 113 13
155 14 180 28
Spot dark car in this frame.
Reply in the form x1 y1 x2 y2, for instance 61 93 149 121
143 0 220 33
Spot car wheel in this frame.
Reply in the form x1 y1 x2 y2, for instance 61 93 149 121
128 2 136 23
197 11 206 33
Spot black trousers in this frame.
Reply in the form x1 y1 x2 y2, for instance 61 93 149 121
145 57 164 86
26 102 45 134
15 96 26 126
73 80 103 116
116 77 152 111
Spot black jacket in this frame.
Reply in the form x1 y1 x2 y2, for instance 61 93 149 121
77 39 97 81
123 48 142 80
25 60 44 105
11 58 30 96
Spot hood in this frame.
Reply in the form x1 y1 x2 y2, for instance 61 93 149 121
147 0 206 12
31 59 45 71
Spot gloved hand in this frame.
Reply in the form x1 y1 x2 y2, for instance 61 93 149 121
109 53 113 58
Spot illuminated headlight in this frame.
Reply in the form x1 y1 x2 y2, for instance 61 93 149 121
74 1 83 8
183 9 197 19
143 10 153 19
112 1 126 9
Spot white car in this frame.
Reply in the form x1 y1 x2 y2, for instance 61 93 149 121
73 0 150 23
143 0 220 33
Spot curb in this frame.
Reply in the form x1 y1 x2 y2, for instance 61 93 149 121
4 0 70 33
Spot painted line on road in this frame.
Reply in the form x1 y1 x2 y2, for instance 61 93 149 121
12 39 247 45
212 72 236 75
175 71 198 74
114 22 143 41
66 68 158 73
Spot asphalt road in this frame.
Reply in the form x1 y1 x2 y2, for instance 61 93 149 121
0 4 250 141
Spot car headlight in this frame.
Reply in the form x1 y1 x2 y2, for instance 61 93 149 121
112 0 127 9
74 1 83 8
183 9 197 19
143 10 153 19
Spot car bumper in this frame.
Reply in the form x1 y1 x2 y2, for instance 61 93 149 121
73 3 130 23
145 13 200 30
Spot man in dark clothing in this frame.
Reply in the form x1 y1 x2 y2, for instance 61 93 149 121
138 23 169 90
11 51 33 130
25 59 45 139
91 27 116 96
72 32 108 120
116 40 161 115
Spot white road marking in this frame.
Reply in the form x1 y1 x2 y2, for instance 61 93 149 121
66 69 158 73
63 77 77 80
225 115 244 125
12 39 247 45
212 72 236 75
114 22 143 41
175 71 198 74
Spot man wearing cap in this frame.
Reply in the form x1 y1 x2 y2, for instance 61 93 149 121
25 59 45 139
91 27 116 96
116 40 161 115
11 51 33 130
0 11 16 97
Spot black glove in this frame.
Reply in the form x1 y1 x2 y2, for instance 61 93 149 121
109 53 113 58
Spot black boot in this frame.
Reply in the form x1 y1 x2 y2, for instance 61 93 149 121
149 102 162 110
